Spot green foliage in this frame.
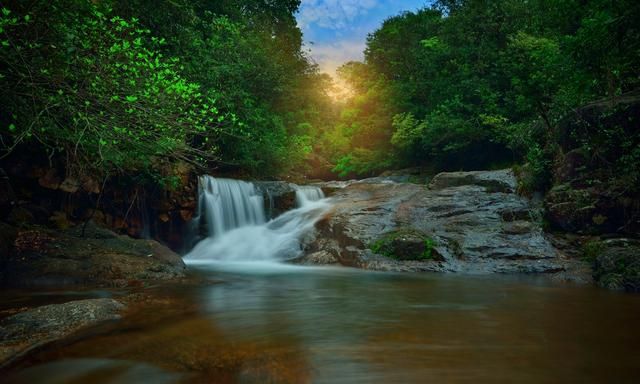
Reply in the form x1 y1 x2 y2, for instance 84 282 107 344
321 0 640 182
0 0 326 182
332 148 395 178
0 2 226 180
582 239 605 263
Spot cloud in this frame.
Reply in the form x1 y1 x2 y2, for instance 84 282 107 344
308 40 366 75
298 0 379 30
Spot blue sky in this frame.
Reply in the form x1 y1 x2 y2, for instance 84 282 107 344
297 0 431 76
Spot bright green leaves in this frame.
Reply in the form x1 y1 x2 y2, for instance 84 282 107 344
420 37 442 50
0 2 225 179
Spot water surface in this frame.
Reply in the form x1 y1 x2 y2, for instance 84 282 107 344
5 266 640 383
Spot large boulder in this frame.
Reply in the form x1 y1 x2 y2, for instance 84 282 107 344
1 222 186 287
0 298 124 366
302 169 570 274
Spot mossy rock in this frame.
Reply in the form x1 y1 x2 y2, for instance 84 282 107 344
370 228 443 261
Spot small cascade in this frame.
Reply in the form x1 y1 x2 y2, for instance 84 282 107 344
184 177 330 265
294 185 325 207
197 176 266 237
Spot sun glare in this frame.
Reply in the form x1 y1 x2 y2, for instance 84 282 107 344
327 76 354 102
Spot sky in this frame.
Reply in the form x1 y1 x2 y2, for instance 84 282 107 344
297 0 431 77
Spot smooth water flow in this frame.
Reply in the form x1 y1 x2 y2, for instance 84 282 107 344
184 177 329 264
295 185 325 206
196 176 266 237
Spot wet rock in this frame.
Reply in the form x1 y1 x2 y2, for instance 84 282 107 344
303 169 568 274
428 169 515 193
0 298 124 366
370 228 444 261
592 238 640 292
1 222 186 287
292 250 339 265
254 181 298 218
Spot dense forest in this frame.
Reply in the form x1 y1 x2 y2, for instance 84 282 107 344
2 0 639 194
324 0 640 192
0 0 335 184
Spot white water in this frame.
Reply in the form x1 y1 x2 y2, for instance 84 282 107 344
184 177 329 265
295 185 325 206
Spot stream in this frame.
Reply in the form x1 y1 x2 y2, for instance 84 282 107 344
4 266 640 383
3 177 640 383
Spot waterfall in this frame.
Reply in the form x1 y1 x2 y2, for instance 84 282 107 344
295 185 325 206
184 177 329 265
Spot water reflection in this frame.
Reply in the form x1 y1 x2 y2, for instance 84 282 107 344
196 267 640 383
4 268 640 383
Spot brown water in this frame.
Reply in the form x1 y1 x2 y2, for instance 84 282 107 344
4 264 640 383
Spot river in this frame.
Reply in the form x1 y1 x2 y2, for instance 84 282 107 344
4 264 640 383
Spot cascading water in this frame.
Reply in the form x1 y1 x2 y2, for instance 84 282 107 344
184 176 329 265
295 185 325 206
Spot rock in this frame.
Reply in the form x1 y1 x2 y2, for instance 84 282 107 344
428 169 515 193
254 181 298 219
59 177 80 193
1 222 186 287
81 176 101 194
37 169 61 190
370 228 444 261
0 298 124 366
303 169 568 274
292 250 339 265
180 209 193 221
592 238 640 292
48 211 72 230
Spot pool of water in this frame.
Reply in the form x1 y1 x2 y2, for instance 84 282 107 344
4 264 640 383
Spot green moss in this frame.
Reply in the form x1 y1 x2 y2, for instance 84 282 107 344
369 228 436 261
421 238 436 260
